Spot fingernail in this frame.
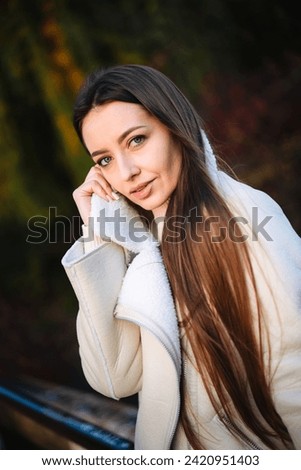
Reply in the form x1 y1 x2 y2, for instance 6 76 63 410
111 192 120 200
106 195 113 202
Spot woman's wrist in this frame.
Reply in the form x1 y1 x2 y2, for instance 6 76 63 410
82 224 104 254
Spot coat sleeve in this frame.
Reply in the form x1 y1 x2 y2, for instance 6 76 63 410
61 237 142 400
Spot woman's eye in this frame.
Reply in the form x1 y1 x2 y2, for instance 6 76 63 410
130 135 145 147
98 156 111 167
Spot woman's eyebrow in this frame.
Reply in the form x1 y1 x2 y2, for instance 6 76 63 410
91 125 147 158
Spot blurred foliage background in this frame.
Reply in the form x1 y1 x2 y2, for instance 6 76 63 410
0 0 300 388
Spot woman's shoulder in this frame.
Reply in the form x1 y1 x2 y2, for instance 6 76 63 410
217 171 285 217
217 169 301 272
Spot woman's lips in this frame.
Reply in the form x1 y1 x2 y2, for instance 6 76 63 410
130 179 155 200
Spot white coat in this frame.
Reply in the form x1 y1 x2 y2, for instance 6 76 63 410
62 137 301 450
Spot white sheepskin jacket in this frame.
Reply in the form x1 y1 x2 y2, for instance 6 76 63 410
62 133 301 450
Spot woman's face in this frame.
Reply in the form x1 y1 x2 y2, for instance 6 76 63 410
82 101 182 218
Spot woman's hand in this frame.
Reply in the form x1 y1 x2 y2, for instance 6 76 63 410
73 164 119 226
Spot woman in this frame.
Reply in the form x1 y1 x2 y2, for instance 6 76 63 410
62 64 301 450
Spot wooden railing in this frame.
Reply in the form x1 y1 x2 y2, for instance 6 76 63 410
0 377 137 450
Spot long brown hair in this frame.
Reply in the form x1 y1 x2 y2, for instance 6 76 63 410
73 64 292 448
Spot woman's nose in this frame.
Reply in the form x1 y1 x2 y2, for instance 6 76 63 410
118 155 141 181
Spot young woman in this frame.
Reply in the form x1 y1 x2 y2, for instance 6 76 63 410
62 64 301 450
